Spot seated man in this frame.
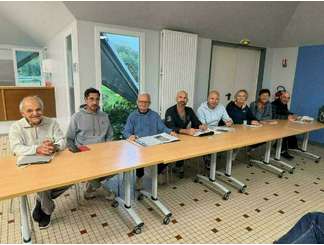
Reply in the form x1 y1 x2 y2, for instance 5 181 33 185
197 90 233 128
272 91 299 160
197 90 233 166
9 96 68 229
123 93 176 190
66 88 115 200
250 89 274 122
226 89 260 125
165 90 207 178
275 212 324 244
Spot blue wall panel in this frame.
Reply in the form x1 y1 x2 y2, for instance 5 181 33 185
291 45 324 144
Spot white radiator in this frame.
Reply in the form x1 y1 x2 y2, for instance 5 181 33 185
159 29 198 118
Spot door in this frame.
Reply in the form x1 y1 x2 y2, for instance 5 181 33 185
65 34 75 115
209 45 261 105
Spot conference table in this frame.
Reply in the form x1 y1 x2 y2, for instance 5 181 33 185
0 120 323 243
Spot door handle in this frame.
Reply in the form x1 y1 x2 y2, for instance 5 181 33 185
225 93 231 101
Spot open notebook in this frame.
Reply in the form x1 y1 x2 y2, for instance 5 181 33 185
17 154 54 166
135 133 179 147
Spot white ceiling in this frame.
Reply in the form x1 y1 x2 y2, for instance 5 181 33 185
0 1 74 47
64 1 324 48
1 1 324 48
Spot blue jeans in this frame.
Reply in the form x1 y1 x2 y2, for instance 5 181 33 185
276 212 324 244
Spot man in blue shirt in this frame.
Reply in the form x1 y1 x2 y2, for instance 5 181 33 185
123 93 176 190
197 90 233 127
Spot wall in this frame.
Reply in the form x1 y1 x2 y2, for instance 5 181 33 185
194 38 212 111
76 20 161 111
262 47 298 103
77 20 212 113
291 45 324 144
46 21 79 133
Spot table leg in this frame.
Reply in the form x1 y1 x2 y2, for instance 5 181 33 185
113 171 144 234
195 153 231 200
138 165 172 225
20 195 32 244
289 133 321 162
250 141 285 178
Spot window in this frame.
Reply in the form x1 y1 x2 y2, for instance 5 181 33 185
13 49 43 86
100 32 141 139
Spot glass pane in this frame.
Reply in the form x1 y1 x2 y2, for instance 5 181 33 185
100 32 140 139
15 50 42 85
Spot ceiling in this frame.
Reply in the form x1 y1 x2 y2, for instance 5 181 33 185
64 1 324 48
0 1 74 47
1 1 324 48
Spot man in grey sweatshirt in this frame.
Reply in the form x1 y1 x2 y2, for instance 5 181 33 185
66 88 115 200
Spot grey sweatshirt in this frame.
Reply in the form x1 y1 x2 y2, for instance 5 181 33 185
66 105 113 147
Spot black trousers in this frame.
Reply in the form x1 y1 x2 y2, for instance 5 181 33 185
282 135 298 152
136 164 167 178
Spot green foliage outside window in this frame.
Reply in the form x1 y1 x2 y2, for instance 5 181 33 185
101 85 137 140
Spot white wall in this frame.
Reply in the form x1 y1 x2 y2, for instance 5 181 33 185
76 20 160 111
77 20 214 114
194 38 212 111
263 47 298 102
46 21 79 133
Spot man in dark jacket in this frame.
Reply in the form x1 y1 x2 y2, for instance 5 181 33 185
272 91 299 160
165 90 207 178
226 89 260 125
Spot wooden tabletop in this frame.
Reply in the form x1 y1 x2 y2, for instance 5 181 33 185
160 120 307 163
0 120 323 201
0 140 165 201
286 120 324 133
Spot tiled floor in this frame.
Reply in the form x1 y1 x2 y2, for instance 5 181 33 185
1 135 324 243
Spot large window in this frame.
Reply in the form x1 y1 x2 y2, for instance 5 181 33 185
14 49 43 86
100 32 141 139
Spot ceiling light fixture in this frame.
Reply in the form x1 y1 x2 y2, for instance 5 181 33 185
240 39 250 46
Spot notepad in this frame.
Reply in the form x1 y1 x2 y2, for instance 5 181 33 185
135 133 179 146
17 154 54 166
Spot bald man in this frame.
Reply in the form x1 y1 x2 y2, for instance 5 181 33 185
123 93 176 190
272 91 299 160
197 90 233 128
165 90 207 178
9 96 68 229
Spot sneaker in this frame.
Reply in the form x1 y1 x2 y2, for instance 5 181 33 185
104 189 116 201
84 183 97 200
281 151 294 160
135 177 143 191
39 211 51 229
32 200 42 223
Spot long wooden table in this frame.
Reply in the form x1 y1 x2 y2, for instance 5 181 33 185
0 120 323 243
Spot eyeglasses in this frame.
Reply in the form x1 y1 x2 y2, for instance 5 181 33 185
138 101 150 104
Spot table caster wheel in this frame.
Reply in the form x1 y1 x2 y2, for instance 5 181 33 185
289 170 294 174
315 160 320 163
223 192 230 200
278 173 283 178
193 176 199 183
163 216 171 225
133 226 142 234
111 200 119 208
239 186 247 193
